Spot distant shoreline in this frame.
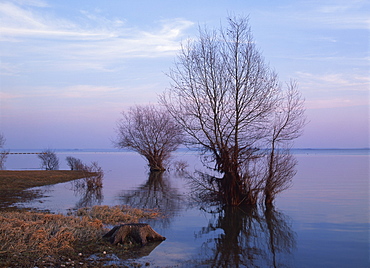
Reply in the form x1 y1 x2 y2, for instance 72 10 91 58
4 147 370 154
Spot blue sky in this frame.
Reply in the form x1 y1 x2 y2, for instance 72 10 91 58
0 0 369 149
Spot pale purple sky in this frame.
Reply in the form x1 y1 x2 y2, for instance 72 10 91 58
1 0 369 149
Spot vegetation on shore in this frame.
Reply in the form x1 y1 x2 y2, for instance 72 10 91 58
0 206 162 267
0 170 97 191
0 170 97 209
0 170 163 267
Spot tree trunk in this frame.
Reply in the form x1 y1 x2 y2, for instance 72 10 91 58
221 172 243 206
103 223 166 246
264 143 275 205
146 154 165 171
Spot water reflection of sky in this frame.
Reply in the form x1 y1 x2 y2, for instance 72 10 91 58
277 155 368 224
5 149 370 267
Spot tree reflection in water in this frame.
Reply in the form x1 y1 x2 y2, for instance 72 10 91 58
194 205 296 268
118 171 183 228
114 169 295 267
70 173 104 208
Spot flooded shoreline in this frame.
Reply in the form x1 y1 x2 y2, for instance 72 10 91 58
0 170 96 210
0 149 369 267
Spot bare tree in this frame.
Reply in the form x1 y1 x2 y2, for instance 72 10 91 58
38 149 59 170
115 104 183 171
162 16 305 206
0 153 7 170
0 133 8 170
66 156 84 170
0 134 5 148
264 81 306 205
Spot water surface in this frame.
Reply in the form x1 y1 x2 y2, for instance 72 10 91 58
4 149 369 267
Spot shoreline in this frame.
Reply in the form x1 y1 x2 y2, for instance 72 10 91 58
0 170 163 267
0 170 96 210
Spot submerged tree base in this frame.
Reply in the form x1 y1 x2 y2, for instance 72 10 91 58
103 223 166 246
149 167 166 172
186 166 295 207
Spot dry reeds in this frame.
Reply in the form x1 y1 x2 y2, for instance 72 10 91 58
0 206 162 267
75 205 161 224
0 211 103 257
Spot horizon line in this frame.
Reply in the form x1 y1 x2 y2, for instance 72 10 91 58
4 147 370 152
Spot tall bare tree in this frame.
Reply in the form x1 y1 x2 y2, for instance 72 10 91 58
115 104 183 171
38 149 59 170
162 16 305 206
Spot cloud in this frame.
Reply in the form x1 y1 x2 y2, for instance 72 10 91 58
0 1 194 73
61 85 121 98
312 2 369 30
12 0 49 7
295 71 369 109
0 2 44 29
296 72 370 91
305 98 363 109
0 1 114 40
0 62 21 76
4 85 122 98
267 0 370 30
0 91 23 100
0 1 193 44
1 83 161 110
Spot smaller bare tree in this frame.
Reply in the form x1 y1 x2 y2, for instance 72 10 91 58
115 104 183 171
0 133 9 170
66 156 84 170
76 161 103 189
38 149 59 170
264 81 306 205
173 160 189 173
0 134 5 148
264 148 297 205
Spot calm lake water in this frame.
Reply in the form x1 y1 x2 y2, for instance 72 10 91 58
4 149 370 267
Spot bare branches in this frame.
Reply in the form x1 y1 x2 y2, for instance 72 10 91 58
0 134 8 170
38 149 59 170
162 16 306 206
268 80 307 146
66 156 84 171
264 148 297 205
0 152 8 170
115 104 183 171
0 134 5 149
264 81 307 204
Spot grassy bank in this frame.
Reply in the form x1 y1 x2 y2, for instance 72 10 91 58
0 206 162 267
0 170 96 209
0 170 164 267
0 170 96 191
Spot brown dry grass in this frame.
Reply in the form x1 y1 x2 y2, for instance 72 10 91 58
0 206 162 267
0 211 103 267
75 205 161 224
0 170 96 191
0 171 163 266
0 211 103 255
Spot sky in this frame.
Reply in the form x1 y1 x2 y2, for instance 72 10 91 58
0 0 369 149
